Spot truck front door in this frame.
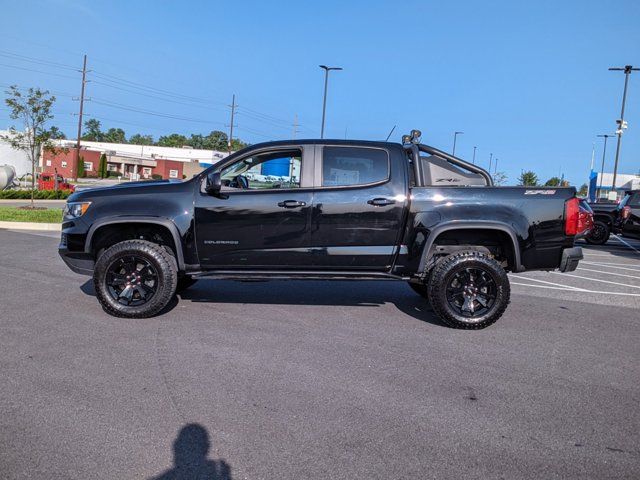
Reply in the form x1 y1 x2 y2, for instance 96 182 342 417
195 146 314 268
309 145 407 270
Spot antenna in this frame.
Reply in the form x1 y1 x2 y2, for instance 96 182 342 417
385 125 396 142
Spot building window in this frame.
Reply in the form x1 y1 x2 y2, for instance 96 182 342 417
107 163 118 172
142 167 152 178
169 169 179 178
46 160 52 167
61 161 67 168
84 161 93 171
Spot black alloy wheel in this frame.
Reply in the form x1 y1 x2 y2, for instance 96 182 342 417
585 220 610 245
106 255 159 306
445 267 497 317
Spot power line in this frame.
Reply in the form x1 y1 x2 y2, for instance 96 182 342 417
0 62 78 80
90 98 225 125
0 50 78 71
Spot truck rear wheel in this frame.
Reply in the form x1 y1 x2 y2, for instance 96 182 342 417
93 240 178 318
585 220 610 245
427 250 510 329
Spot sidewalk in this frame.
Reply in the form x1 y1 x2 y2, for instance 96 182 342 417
0 199 66 209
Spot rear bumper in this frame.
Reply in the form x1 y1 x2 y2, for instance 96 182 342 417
559 247 583 273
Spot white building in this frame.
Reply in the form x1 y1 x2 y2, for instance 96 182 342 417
0 129 32 177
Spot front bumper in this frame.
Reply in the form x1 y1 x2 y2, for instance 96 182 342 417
59 246 94 275
559 247 583 273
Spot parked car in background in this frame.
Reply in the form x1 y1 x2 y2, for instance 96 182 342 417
586 199 620 244
617 190 640 239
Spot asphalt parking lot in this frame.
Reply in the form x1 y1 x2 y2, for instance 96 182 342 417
1 229 639 479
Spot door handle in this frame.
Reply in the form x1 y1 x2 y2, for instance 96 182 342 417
367 197 395 207
278 200 307 208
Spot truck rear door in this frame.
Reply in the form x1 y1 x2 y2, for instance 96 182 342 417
308 144 408 270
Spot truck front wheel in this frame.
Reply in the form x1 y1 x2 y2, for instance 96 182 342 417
93 240 178 318
427 250 510 329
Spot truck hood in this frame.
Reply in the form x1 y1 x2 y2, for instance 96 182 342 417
67 179 185 202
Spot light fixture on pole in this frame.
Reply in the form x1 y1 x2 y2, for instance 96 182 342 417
319 65 343 139
452 131 464 156
608 65 638 192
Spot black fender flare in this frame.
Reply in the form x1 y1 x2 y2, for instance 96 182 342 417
84 216 185 270
417 220 524 273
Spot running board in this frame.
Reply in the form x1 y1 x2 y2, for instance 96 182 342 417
191 270 410 281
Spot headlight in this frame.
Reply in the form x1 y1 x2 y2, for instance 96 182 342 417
63 202 91 218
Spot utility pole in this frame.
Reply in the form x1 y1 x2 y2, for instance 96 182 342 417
74 54 88 181
319 65 342 139
227 94 236 154
472 146 477 164
596 134 614 199
292 113 299 139
452 131 463 156
494 158 498 175
609 65 638 193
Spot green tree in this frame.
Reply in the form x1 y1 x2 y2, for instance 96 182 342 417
157 133 188 147
518 170 539 186
98 153 107 178
103 127 126 144
129 133 154 145
492 171 508 186
82 119 103 141
578 183 588 196
205 130 230 150
48 125 66 139
544 176 561 186
0 85 61 207
77 155 85 178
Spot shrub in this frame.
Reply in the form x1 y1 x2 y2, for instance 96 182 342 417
152 174 163 180
0 189 72 199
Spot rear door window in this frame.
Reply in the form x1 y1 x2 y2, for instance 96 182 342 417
321 147 389 187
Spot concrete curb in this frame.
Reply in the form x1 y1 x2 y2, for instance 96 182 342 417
0 221 61 231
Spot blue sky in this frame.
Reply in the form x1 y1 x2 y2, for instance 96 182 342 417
0 0 638 186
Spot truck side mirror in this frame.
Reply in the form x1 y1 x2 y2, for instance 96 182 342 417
205 171 226 198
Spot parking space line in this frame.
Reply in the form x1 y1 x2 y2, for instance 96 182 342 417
510 282 640 297
611 235 640 255
551 272 640 289
582 262 640 271
577 267 640 280
509 275 587 291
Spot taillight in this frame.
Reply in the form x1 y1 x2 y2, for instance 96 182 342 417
621 205 631 220
565 198 579 235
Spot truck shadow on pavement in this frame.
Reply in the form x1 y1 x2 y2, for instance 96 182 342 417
180 279 447 327
148 423 232 480
80 279 446 326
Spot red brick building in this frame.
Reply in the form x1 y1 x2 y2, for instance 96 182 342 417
42 148 184 180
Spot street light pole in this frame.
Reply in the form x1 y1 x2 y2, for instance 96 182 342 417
596 134 614 199
608 65 638 193
319 65 342 139
452 131 463 156
489 152 493 173
472 146 477 164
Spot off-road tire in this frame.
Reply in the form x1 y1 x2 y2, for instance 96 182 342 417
427 250 510 329
585 220 610 245
94 240 178 318
176 276 198 293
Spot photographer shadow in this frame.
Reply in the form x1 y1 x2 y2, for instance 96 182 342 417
149 423 232 480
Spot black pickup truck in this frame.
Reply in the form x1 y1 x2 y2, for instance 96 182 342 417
59 131 588 329
587 190 640 244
